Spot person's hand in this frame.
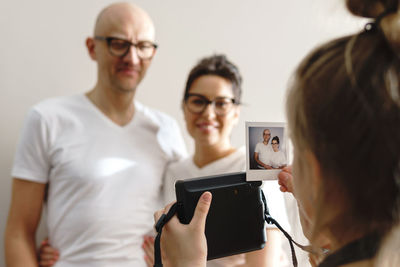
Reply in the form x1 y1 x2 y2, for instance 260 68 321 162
278 166 294 193
309 252 322 267
263 164 273 169
38 238 59 267
142 235 155 267
154 192 211 267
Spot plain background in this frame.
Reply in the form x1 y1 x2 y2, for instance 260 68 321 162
0 0 365 265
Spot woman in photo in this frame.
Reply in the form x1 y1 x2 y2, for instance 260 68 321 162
269 136 287 169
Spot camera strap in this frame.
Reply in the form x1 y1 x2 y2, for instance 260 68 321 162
260 190 329 267
153 191 323 267
153 202 178 267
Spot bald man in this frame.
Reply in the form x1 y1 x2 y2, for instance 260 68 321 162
5 3 186 267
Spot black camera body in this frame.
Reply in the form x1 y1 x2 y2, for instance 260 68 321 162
175 172 266 260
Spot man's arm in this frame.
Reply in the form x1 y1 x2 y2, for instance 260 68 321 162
5 178 46 267
254 152 272 169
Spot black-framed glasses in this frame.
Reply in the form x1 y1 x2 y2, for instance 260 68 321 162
95 36 158 59
184 93 237 116
271 142 279 145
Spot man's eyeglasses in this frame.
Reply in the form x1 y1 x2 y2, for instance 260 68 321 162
184 93 237 116
95 36 158 59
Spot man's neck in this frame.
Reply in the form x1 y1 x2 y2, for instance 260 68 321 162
86 85 136 126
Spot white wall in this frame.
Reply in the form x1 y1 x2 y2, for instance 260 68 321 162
0 0 365 265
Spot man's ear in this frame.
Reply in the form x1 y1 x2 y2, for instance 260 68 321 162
304 150 322 202
86 37 96 60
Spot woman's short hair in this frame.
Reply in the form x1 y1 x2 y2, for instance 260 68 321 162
183 54 242 104
286 0 400 238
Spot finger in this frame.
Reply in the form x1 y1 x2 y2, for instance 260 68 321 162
39 259 55 267
153 201 176 224
278 171 293 193
153 210 165 225
190 191 212 231
40 247 59 260
146 236 155 254
144 254 154 267
282 165 292 173
279 185 288 192
42 245 58 254
40 238 49 246
142 237 155 258
40 252 55 261
277 171 288 185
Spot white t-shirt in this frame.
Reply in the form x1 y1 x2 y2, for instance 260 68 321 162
11 94 187 267
254 142 273 166
163 147 290 267
267 150 287 168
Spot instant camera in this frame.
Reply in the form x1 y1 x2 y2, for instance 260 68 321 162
175 172 266 260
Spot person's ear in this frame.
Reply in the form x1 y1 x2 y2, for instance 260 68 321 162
304 150 322 202
231 105 240 125
86 37 97 60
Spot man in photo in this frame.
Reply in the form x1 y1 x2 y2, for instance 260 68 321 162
253 128 273 169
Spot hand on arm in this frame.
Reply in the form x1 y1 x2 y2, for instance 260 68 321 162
5 178 47 267
276 164 287 170
142 236 155 267
154 192 211 267
254 153 272 169
38 238 59 267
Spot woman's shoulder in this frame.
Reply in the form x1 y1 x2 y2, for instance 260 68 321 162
165 157 194 178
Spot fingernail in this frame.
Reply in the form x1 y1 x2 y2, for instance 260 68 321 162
202 192 211 202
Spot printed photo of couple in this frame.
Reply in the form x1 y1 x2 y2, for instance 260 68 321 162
246 122 288 181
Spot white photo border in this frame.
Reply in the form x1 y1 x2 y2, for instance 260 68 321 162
245 121 288 181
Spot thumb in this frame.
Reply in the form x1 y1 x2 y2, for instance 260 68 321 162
190 191 212 231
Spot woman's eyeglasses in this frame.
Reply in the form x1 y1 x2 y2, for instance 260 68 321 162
184 93 237 116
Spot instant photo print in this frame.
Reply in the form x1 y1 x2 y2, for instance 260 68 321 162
175 172 266 260
246 122 289 181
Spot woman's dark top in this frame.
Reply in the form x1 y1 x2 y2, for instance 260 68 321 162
318 231 383 267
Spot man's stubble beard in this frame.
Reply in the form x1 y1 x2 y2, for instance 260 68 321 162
110 75 142 94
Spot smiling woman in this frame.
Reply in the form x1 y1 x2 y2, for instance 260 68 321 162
140 54 291 267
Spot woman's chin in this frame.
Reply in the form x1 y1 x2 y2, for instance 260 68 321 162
195 135 221 147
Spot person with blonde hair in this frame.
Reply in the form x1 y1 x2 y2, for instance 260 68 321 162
153 0 400 266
